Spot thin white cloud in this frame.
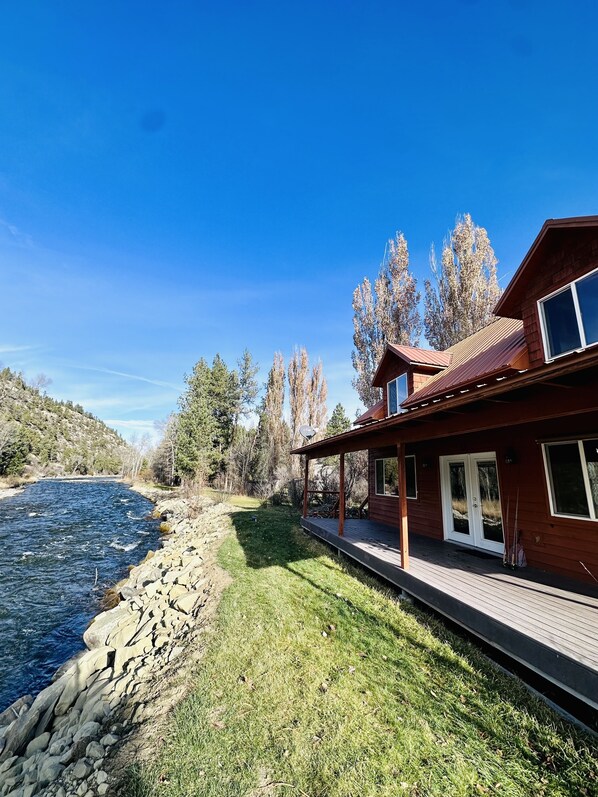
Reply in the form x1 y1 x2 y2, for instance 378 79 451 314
73 365 181 392
0 344 40 354
0 218 34 248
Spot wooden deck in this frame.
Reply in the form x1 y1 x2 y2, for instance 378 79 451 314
301 517 598 710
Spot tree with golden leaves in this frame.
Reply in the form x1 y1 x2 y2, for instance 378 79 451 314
352 232 421 408
424 214 502 350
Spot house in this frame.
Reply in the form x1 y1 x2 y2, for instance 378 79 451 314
294 216 598 584
292 217 598 708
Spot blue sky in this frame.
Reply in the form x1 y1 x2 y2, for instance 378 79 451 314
1 1 598 439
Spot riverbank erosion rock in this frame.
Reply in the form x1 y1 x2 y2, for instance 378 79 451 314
0 489 233 796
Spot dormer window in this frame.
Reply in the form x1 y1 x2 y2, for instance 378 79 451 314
539 267 598 360
387 374 408 415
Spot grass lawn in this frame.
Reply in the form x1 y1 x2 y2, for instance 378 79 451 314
123 504 597 797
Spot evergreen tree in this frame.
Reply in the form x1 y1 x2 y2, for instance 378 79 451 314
326 403 351 437
210 354 238 476
176 358 217 482
352 232 421 408
424 214 502 350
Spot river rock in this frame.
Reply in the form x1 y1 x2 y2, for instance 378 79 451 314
54 648 113 716
72 757 94 780
37 756 64 786
172 591 203 615
83 604 130 649
24 731 50 757
73 721 101 744
0 696 32 728
100 734 117 748
0 676 65 760
85 740 104 760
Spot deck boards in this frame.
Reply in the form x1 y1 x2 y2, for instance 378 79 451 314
301 517 598 709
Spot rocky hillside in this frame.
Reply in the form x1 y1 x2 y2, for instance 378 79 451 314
0 368 125 476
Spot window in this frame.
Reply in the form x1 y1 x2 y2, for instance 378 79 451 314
543 439 598 519
539 267 598 360
387 374 408 415
375 455 417 498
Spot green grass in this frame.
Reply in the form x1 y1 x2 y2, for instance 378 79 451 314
123 505 597 797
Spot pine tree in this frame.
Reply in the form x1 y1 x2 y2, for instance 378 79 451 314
210 354 238 476
424 214 502 350
326 403 351 437
176 358 217 482
352 232 421 408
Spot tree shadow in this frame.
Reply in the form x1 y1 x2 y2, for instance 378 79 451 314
230 507 598 743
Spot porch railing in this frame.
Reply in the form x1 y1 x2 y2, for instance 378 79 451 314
303 489 343 518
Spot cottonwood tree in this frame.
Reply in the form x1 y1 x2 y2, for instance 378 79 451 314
352 232 421 407
307 361 328 435
288 347 309 452
152 414 179 485
424 214 502 350
252 352 288 493
288 347 328 447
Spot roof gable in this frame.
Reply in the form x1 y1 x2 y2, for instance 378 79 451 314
371 343 451 387
495 216 598 319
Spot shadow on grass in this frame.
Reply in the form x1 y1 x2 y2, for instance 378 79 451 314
230 504 598 764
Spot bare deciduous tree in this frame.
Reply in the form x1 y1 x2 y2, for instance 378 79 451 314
307 361 328 436
288 347 309 451
424 214 502 350
28 373 53 394
352 232 421 407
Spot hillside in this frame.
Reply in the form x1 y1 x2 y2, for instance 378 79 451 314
0 367 126 476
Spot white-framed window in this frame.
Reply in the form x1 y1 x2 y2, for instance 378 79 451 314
538 266 598 360
387 374 408 415
542 438 598 520
375 455 417 499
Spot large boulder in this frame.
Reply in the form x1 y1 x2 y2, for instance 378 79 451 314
84 604 130 649
54 647 114 716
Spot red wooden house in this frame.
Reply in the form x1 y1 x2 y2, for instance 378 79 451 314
293 217 598 709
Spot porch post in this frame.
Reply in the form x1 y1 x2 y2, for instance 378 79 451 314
338 452 345 537
302 456 309 518
397 442 410 570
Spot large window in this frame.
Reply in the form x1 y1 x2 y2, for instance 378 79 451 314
375 456 417 499
539 268 598 360
387 374 408 415
543 439 598 519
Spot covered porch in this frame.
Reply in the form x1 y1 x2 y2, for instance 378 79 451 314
300 516 598 711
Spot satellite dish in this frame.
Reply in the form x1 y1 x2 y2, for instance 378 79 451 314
299 425 317 442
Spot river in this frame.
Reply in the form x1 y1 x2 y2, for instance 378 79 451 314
0 478 160 712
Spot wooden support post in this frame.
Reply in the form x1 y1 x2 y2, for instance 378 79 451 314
338 452 345 537
397 442 410 570
302 456 309 518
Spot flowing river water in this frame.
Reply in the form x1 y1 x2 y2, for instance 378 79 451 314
0 478 160 712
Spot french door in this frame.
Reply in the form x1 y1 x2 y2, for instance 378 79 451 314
440 453 504 554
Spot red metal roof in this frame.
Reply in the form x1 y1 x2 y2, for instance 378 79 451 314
402 317 529 408
372 342 450 386
386 343 452 368
354 399 385 426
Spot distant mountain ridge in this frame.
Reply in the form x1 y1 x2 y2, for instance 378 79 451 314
0 367 125 476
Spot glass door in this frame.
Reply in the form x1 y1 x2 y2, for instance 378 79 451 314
470 455 504 554
440 453 504 554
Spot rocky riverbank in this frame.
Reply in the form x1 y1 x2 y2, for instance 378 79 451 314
0 488 233 796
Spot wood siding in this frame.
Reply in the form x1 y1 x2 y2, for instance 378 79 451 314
368 416 598 584
374 359 442 418
520 228 598 367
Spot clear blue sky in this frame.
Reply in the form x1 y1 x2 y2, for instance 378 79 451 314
1 1 597 439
